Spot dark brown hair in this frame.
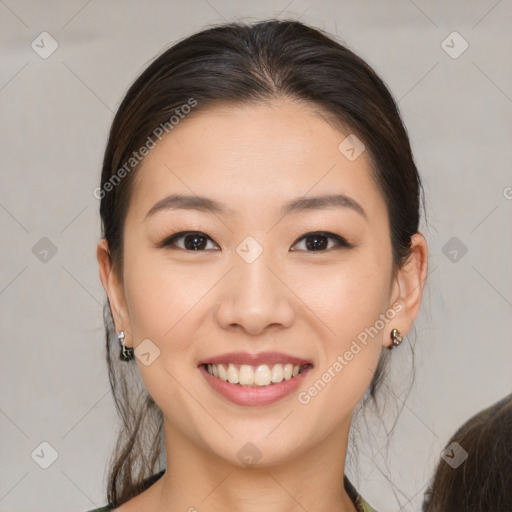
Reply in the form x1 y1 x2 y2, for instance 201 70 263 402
98 19 424 507
422 393 512 512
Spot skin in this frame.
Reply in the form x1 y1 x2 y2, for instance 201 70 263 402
97 98 428 512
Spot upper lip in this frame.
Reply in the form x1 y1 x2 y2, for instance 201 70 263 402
198 351 313 367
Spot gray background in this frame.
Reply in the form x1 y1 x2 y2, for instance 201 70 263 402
1 1 511 511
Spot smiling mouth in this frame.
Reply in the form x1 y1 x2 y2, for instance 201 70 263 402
201 362 313 387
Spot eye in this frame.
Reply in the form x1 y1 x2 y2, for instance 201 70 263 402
290 231 352 252
158 230 351 252
160 231 219 251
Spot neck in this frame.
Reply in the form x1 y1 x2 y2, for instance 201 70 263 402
147 417 359 512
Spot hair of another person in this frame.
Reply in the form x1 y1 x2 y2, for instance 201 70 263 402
422 393 512 512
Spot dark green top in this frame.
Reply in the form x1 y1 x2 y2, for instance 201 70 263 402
86 471 377 512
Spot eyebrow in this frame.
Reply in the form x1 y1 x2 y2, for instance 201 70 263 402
144 193 366 220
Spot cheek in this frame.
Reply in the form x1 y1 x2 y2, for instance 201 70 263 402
121 251 208 409
123 243 194 331
291 256 392 341
289 255 392 412
122 246 221 361
292 265 390 422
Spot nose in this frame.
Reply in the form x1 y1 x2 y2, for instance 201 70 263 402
215 253 295 336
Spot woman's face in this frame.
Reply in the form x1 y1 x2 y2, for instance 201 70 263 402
100 99 423 467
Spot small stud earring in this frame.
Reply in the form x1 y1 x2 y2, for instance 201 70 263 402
389 328 403 349
117 331 134 361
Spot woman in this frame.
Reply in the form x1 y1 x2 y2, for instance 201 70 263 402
92 19 428 512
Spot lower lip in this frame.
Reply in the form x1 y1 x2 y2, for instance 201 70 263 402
199 365 312 407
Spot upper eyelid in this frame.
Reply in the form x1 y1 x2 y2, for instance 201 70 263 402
290 232 351 250
162 230 350 250
162 231 220 249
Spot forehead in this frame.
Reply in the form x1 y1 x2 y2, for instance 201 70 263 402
127 99 386 223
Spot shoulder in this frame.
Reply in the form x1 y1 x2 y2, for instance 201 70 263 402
357 495 378 512
86 468 165 512
344 475 378 512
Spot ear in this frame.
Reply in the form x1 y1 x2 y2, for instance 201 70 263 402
97 238 132 347
386 232 428 348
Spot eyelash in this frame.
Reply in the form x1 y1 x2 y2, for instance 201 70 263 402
158 231 353 252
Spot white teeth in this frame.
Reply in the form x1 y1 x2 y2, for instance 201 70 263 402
283 363 293 380
271 364 283 383
254 365 271 386
227 363 239 384
205 362 306 386
239 364 254 385
218 363 228 381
